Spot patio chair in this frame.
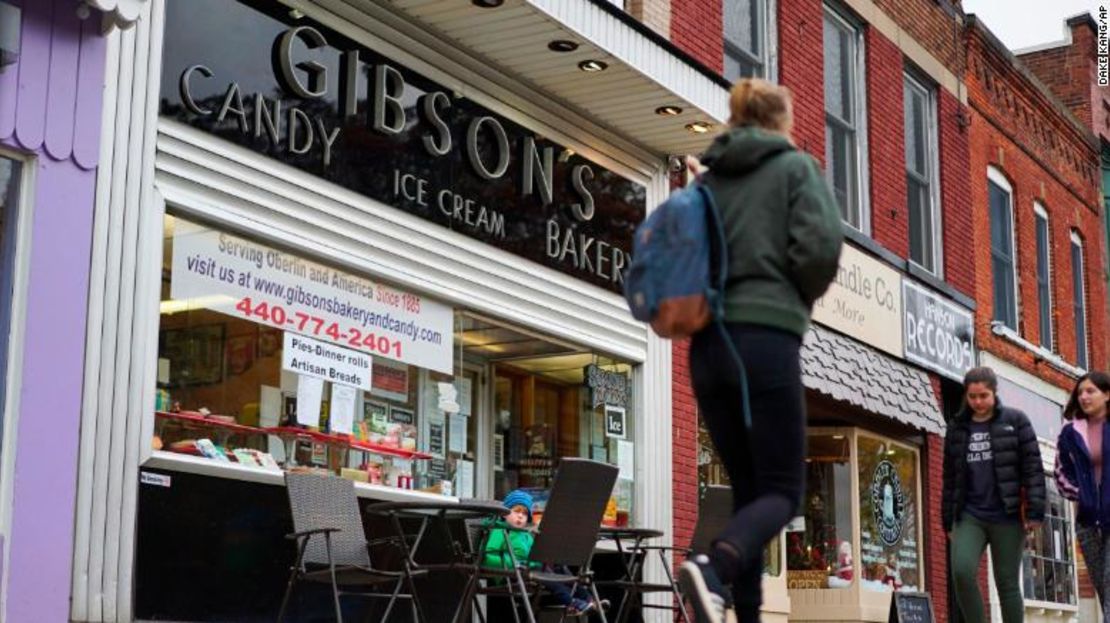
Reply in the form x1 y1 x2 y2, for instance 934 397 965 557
626 485 731 622
462 458 619 623
277 472 425 623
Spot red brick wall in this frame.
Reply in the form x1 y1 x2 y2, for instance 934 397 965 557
925 434 949 623
669 0 723 73
866 28 909 258
778 0 825 160
1018 20 1097 134
672 339 699 556
967 27 1107 386
939 90 975 296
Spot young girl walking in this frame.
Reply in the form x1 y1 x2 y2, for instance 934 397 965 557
1056 371 1110 622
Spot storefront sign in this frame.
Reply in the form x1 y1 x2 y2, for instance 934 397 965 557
160 0 646 293
170 220 454 373
889 592 936 623
604 406 627 439
282 332 372 391
586 365 630 409
812 244 903 357
870 460 907 546
902 281 974 382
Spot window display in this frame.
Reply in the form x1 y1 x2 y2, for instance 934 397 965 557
857 435 921 592
1023 477 1076 605
154 215 635 506
698 420 781 576
787 433 854 589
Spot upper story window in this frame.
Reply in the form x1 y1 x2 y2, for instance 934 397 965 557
823 5 867 230
904 72 941 274
988 168 1017 331
1070 231 1088 369
0 154 22 471
723 0 771 80
1033 203 1052 350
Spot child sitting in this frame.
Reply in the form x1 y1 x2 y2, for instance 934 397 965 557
483 489 602 616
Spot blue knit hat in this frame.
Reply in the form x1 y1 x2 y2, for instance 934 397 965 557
502 489 534 522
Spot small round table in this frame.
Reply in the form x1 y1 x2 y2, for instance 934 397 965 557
365 500 510 623
597 526 690 623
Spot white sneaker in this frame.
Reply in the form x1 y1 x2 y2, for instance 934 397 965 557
678 555 731 623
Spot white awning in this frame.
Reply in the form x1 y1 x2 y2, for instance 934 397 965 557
356 0 731 156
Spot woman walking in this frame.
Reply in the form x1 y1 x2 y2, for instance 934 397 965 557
1055 371 1110 622
677 78 843 623
944 366 1045 623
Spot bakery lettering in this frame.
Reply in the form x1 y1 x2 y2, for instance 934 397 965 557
870 460 907 547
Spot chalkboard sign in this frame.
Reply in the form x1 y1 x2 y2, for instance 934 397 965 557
889 592 935 623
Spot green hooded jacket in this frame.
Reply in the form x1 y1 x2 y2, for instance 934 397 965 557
700 126 844 336
482 520 541 570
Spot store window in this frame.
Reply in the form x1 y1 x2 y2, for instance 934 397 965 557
154 215 636 518
788 433 853 588
1070 231 1088 369
786 430 923 593
857 435 921 592
1023 477 1077 605
988 168 1017 331
723 0 770 80
1033 204 1053 350
823 4 866 230
0 154 21 457
904 72 940 275
697 421 781 576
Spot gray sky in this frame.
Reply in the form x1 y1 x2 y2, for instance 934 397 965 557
961 0 1100 51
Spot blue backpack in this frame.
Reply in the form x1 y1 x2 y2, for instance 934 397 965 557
623 180 753 429
623 182 727 339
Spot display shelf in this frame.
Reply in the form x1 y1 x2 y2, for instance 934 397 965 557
263 426 433 461
155 410 266 436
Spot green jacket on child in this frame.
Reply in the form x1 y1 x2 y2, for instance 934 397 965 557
482 520 541 570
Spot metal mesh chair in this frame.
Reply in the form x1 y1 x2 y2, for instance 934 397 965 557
528 458 620 623
277 472 424 623
689 485 733 555
462 458 618 623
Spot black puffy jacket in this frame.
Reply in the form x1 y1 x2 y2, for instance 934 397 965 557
942 403 1045 530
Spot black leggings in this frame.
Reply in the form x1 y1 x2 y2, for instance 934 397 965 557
690 322 806 620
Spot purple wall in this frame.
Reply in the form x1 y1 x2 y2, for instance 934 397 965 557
0 0 106 620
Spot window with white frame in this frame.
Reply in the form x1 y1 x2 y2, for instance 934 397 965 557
723 0 771 80
0 154 21 459
1033 204 1052 350
1022 476 1076 605
823 5 866 230
988 168 1017 331
1070 231 1088 369
904 72 940 274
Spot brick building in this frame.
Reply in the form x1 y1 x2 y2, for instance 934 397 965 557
622 1 1107 622
1014 14 1110 623
629 1 977 621
962 14 1104 623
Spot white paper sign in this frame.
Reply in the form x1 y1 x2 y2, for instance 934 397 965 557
295 375 324 427
437 382 461 414
455 377 473 416
455 459 475 498
281 332 372 391
449 413 468 453
329 384 357 435
171 220 455 373
616 440 634 481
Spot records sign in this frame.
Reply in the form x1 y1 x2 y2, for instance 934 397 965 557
903 281 975 382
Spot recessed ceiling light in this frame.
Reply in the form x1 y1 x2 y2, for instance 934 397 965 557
472 0 504 6
655 105 683 116
578 60 608 73
289 8 304 19
685 121 713 134
548 40 579 53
